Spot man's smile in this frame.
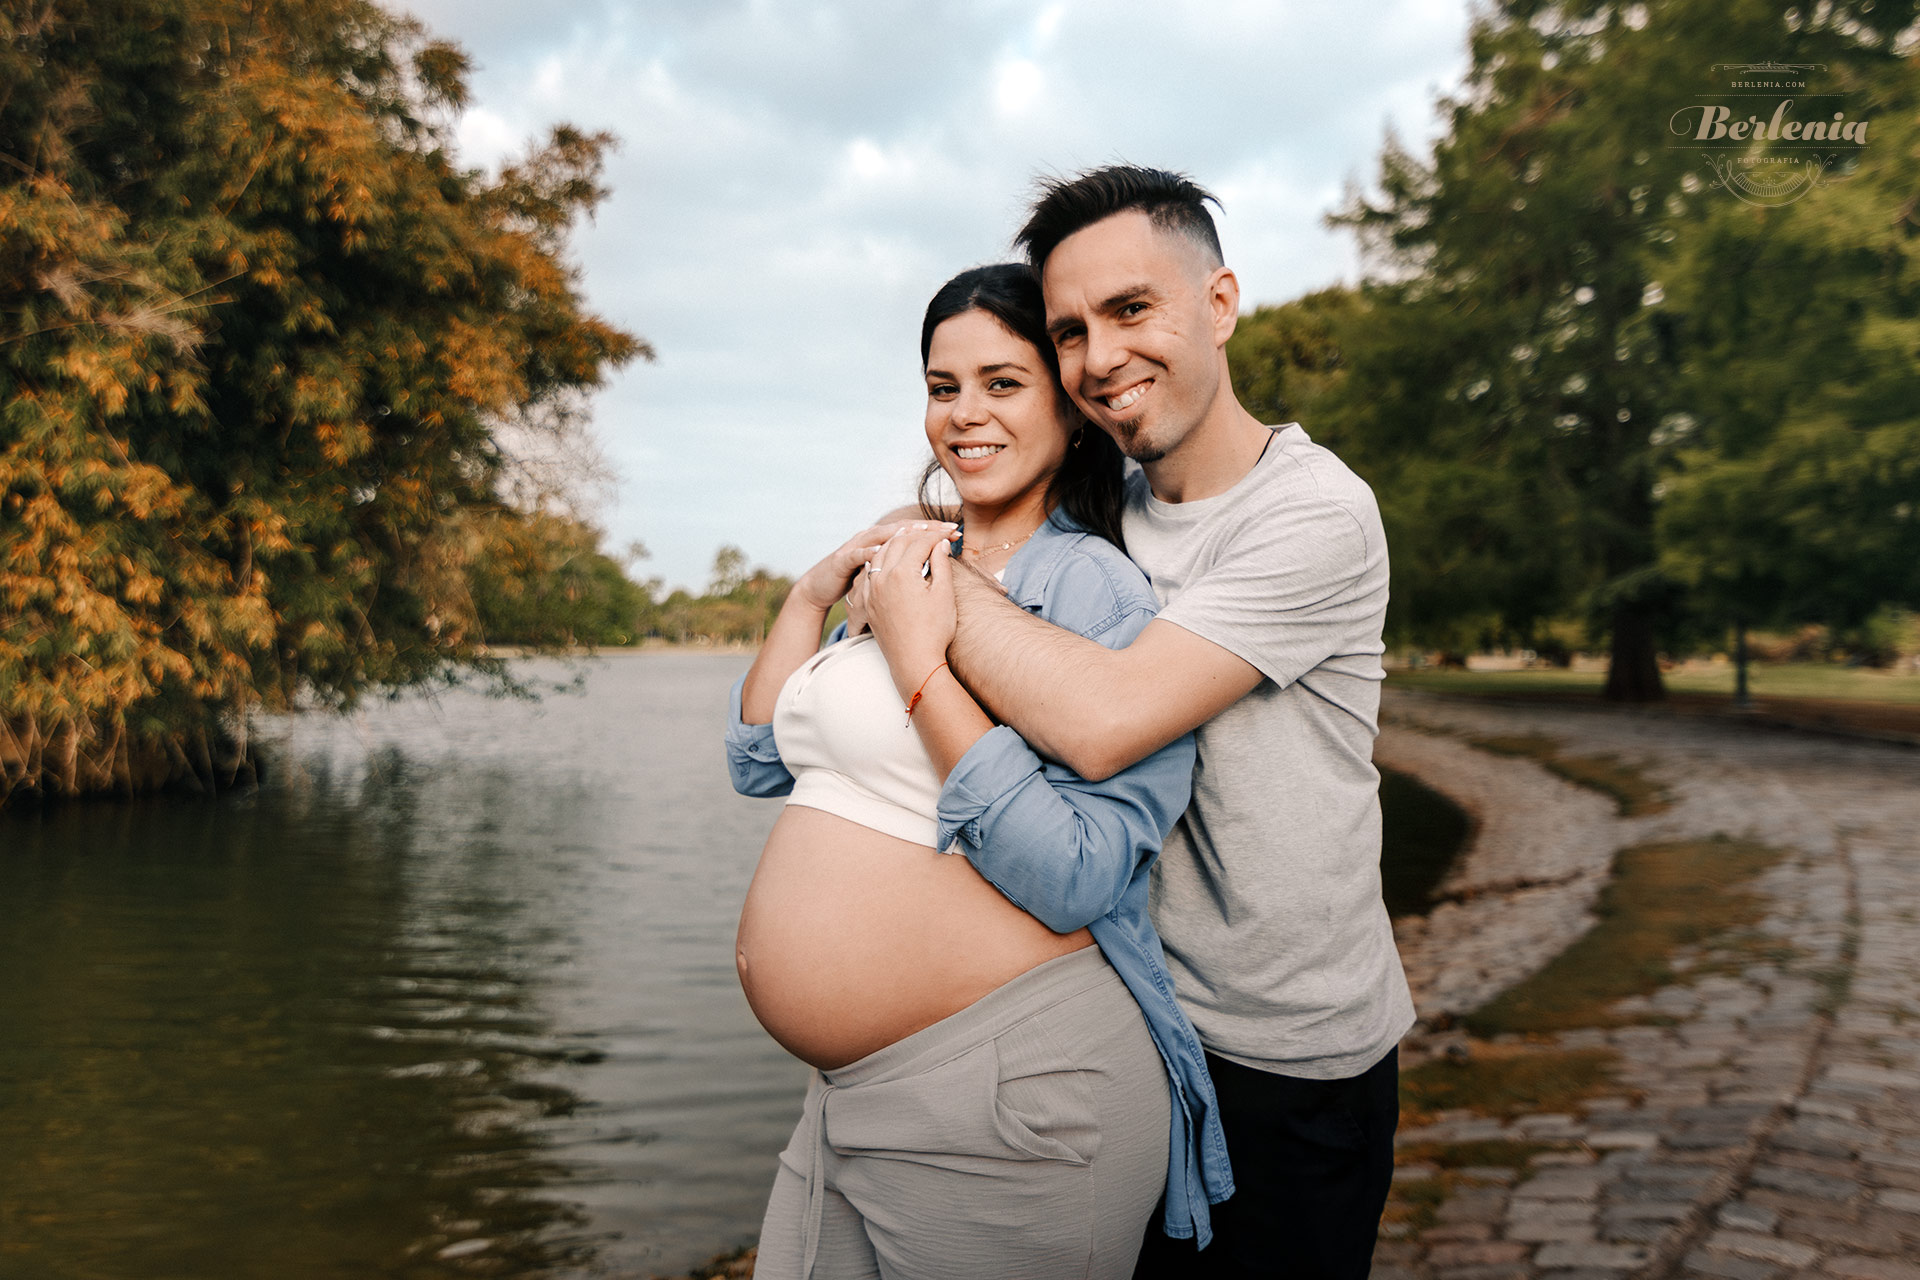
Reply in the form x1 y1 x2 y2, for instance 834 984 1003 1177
1097 378 1154 415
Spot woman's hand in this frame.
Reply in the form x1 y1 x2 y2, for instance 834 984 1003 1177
843 567 872 636
792 519 954 615
864 524 961 697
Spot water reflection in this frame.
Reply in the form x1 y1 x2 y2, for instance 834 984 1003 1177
0 655 798 1279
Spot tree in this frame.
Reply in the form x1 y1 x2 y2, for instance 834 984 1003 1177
466 512 652 647
1323 0 1914 699
1656 53 1920 694
0 0 647 802
1230 288 1573 657
708 545 749 597
646 547 790 645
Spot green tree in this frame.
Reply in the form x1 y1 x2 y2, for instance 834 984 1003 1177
466 511 651 647
0 0 647 802
1656 56 1920 693
1230 288 1570 657
647 547 790 645
708 544 749 597
1322 0 1913 699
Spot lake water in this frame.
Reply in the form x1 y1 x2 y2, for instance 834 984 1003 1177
0 653 1460 1279
0 654 795 1279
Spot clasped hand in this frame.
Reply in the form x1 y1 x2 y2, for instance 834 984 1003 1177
791 519 955 616
860 524 963 694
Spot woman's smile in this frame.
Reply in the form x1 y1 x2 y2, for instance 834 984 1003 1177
947 440 1010 472
924 308 1073 521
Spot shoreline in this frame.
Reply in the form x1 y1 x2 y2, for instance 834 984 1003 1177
477 638 760 658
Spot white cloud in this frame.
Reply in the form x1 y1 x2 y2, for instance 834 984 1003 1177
993 58 1045 117
401 0 1475 592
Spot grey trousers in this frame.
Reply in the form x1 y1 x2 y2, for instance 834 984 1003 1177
755 945 1171 1280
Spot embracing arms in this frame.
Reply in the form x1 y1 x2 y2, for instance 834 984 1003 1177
944 563 1262 782
862 527 1201 932
736 517 956 725
724 517 955 798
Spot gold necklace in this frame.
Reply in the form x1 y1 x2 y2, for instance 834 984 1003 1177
959 527 1037 558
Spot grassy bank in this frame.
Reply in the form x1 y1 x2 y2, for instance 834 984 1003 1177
1389 662 1920 704
1392 665 1920 744
1465 733 1672 817
1463 835 1786 1036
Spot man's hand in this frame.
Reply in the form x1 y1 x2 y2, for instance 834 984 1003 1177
948 565 1264 781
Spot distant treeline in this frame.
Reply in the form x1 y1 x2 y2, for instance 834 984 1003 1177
473 525 792 648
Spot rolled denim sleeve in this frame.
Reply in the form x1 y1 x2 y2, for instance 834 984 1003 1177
937 724 1194 933
724 671 795 797
937 583 1195 932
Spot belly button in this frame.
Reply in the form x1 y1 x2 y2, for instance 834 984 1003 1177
736 949 749 974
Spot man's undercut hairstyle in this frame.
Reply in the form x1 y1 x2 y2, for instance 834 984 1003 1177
1016 165 1224 274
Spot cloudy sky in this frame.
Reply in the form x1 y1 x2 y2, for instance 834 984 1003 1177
400 0 1476 594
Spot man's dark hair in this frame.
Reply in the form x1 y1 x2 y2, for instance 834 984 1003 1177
916 263 1126 549
1015 165 1224 273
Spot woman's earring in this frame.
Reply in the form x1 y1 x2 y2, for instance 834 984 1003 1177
1071 427 1086 449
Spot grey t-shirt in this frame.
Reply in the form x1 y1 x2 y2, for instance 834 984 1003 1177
1122 423 1414 1080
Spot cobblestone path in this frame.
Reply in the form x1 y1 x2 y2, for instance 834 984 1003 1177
1374 689 1920 1280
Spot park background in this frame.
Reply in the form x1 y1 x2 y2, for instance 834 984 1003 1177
2 1 1917 1278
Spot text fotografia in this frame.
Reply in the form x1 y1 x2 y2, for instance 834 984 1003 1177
1670 101 1870 145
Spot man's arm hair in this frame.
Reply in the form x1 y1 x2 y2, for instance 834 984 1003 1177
947 562 1264 781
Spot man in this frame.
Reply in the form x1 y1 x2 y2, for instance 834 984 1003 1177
895 165 1414 1278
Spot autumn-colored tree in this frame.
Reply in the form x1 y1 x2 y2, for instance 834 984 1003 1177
0 0 646 802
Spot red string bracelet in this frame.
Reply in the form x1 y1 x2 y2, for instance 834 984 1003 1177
904 661 950 726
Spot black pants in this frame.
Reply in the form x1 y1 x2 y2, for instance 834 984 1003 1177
1133 1045 1399 1280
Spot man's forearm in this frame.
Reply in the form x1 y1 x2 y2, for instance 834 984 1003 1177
946 564 1128 779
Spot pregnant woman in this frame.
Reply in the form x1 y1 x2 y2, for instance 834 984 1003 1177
725 263 1231 1279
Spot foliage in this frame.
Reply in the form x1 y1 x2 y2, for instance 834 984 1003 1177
1226 287 1360 432
1239 0 1918 700
1855 606 1920 669
0 0 645 801
648 546 791 646
1467 733 1672 816
1655 59 1920 639
466 512 652 647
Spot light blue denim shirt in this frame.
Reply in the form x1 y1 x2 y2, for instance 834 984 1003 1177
724 511 1233 1245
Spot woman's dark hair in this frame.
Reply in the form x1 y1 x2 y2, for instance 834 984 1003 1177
916 263 1127 551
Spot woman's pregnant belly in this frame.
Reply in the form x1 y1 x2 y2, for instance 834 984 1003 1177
736 805 1094 1070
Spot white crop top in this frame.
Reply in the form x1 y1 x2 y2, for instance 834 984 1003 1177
772 633 943 847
